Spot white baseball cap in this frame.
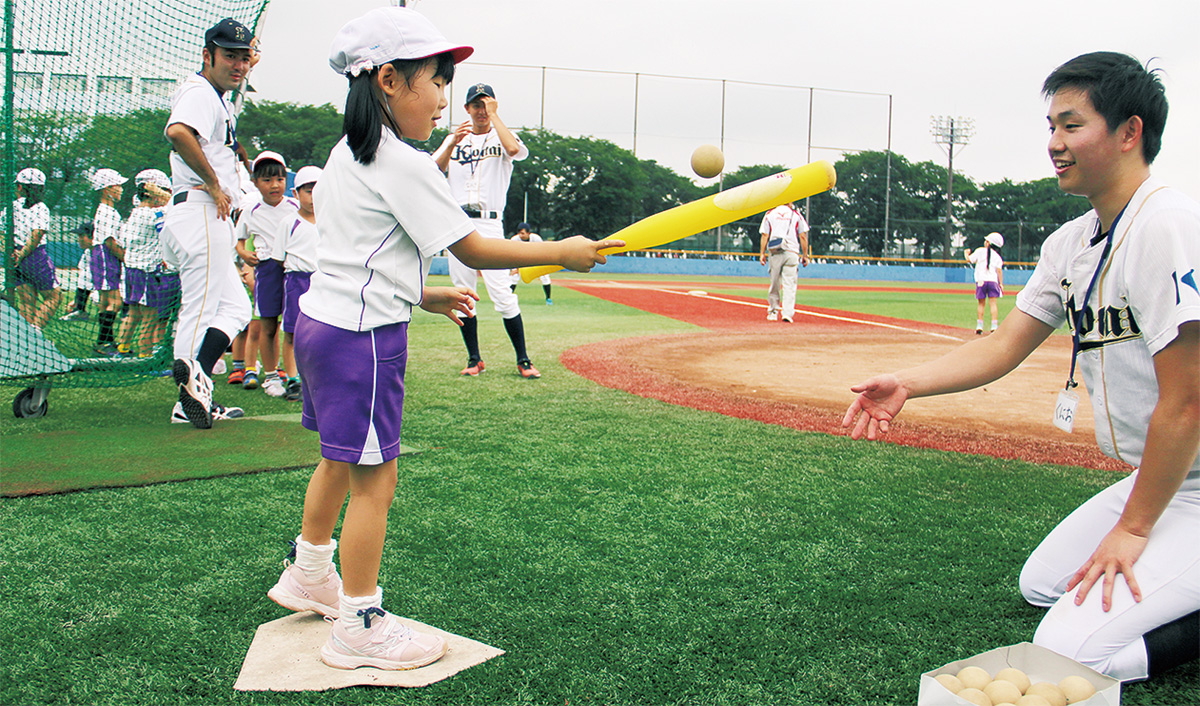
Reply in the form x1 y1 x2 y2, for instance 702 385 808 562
252 150 287 172
134 168 170 190
293 165 322 189
985 232 1005 248
328 7 473 77
16 168 46 186
90 168 128 190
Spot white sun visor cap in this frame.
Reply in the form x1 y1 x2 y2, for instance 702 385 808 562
293 166 322 189
16 168 46 186
90 168 128 191
135 169 171 190
328 7 473 77
252 150 287 172
985 232 1005 248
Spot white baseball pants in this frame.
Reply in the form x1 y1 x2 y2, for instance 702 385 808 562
448 219 521 319
1019 472 1200 681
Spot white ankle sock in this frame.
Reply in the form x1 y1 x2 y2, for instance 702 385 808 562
976 319 983 329
294 535 336 580
339 587 384 637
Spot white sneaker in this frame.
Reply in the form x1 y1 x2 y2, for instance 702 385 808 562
173 358 213 429
320 609 447 671
213 358 227 376
766 311 779 321
262 376 286 398
267 562 341 618
171 402 244 424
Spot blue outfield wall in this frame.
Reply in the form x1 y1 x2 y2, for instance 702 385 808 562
429 255 1034 286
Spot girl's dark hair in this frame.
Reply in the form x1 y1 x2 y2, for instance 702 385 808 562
986 242 992 269
344 52 456 165
252 159 287 180
19 183 44 209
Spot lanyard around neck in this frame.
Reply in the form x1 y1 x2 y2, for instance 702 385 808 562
1066 203 1128 389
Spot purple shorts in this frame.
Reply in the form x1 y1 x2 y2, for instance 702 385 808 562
295 313 409 465
254 259 285 318
149 271 181 319
90 244 122 291
282 271 312 334
975 281 1002 300
15 245 58 290
124 268 151 305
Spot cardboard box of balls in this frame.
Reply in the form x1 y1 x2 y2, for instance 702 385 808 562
918 642 1120 706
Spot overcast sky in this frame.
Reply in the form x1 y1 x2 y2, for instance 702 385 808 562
250 0 1200 200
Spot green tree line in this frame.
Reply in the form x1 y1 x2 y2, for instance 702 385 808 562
14 100 1089 263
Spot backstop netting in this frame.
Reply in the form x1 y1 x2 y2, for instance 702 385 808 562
2 0 270 401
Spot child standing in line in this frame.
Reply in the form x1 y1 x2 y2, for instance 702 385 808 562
966 231 1005 334
509 222 554 304
234 151 298 397
273 165 322 401
6 168 61 329
89 168 128 355
265 7 621 671
114 169 172 358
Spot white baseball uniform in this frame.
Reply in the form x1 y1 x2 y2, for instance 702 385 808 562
760 204 808 321
1014 176 1200 681
444 127 528 318
161 72 252 358
235 197 299 259
275 215 319 274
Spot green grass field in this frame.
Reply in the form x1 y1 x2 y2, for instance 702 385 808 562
0 276 1193 705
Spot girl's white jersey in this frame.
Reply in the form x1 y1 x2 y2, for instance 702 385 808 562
234 197 299 257
445 127 528 212
118 206 167 270
967 247 1003 284
1016 177 1200 476
4 198 49 248
276 215 319 273
94 203 122 245
302 130 475 332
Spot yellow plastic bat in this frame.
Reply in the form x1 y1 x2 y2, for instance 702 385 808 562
520 160 836 282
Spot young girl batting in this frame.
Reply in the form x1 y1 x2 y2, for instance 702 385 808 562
266 7 622 671
966 231 1005 334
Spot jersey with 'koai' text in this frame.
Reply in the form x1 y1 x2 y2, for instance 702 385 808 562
445 128 528 214
1016 177 1200 475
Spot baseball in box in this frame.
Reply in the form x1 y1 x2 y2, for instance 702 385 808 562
918 642 1119 706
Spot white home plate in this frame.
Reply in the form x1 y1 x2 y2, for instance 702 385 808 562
234 613 504 691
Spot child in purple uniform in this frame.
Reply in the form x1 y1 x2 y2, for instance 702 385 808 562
274 165 322 401
265 7 622 671
6 168 61 329
89 168 128 355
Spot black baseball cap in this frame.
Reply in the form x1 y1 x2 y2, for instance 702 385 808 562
464 83 495 104
206 18 254 50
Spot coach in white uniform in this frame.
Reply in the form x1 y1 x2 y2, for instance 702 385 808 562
161 18 255 428
434 83 541 379
843 51 1199 682
758 201 810 323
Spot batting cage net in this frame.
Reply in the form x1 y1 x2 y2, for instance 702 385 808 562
2 0 270 415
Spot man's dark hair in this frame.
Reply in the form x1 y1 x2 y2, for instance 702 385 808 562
1042 51 1168 164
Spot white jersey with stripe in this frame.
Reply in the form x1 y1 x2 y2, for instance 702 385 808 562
1016 177 1200 475
234 197 298 258
445 127 528 213
276 215 319 273
3 198 49 249
302 130 475 332
118 206 166 270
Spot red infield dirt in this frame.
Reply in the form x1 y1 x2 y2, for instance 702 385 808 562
560 279 1129 472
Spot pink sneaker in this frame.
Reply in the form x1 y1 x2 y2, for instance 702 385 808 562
266 562 341 618
320 608 447 670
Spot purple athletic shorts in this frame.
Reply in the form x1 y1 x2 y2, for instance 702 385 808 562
975 281 1002 300
90 244 122 291
254 259 285 318
149 271 181 319
282 270 312 334
15 245 58 290
295 313 409 465
123 267 151 305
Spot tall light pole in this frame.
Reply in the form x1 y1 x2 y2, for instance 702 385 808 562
930 116 974 259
